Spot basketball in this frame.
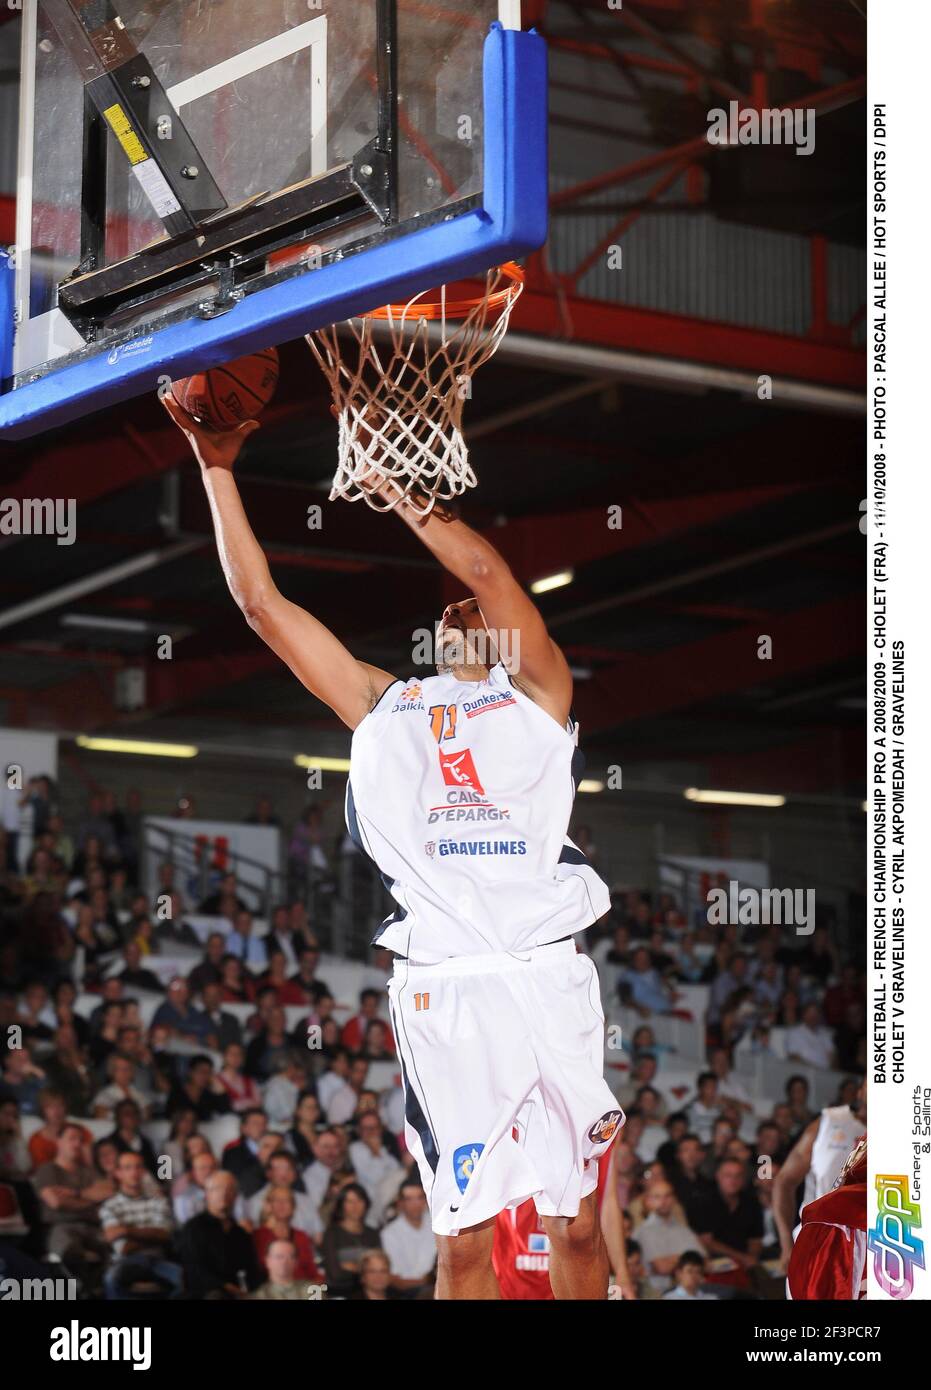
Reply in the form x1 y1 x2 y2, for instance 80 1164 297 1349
171 348 280 431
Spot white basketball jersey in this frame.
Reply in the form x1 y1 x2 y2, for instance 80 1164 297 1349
803 1105 864 1209
346 662 610 962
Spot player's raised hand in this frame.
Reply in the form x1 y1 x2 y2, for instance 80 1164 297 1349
162 393 260 472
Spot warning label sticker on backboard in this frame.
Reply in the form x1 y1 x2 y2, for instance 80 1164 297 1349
130 160 182 219
102 103 148 165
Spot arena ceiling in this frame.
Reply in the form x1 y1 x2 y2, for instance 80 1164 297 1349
0 0 867 800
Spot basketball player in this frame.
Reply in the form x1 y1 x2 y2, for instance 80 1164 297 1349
786 1137 867 1300
772 1079 866 1271
163 398 624 1300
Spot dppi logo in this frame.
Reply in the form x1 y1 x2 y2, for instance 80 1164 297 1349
869 1175 925 1297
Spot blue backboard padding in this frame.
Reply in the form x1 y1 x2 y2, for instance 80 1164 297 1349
0 25 548 440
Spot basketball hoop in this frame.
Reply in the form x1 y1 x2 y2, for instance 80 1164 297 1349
307 263 524 515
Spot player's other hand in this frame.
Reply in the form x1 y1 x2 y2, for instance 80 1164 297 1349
162 393 260 472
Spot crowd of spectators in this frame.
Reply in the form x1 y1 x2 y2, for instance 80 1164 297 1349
0 780 865 1302
0 780 433 1301
593 888 866 1300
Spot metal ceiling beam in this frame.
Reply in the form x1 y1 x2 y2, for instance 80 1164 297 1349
574 593 863 734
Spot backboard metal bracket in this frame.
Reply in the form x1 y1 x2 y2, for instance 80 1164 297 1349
1 21 548 438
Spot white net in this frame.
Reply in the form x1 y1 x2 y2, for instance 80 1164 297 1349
307 264 524 515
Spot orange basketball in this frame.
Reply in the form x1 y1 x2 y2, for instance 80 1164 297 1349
171 348 279 431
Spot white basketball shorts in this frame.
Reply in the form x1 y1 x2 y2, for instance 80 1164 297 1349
386 938 625 1237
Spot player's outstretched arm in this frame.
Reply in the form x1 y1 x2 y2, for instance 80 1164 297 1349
163 398 397 730
381 482 571 725
771 1117 818 1269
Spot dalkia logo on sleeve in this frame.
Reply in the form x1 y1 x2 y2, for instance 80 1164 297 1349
50 1321 152 1371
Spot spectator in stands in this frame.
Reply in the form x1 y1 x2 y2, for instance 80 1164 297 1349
187 932 227 994
691 1157 764 1277
350 1248 394 1301
623 1240 660 1300
357 1018 392 1062
630 1089 668 1163
785 1075 815 1131
217 1042 263 1113
258 948 303 1005
1 1044 46 1115
620 946 675 1016
798 925 840 985
200 980 242 1051
341 989 387 1053
349 1111 402 1225
701 1118 737 1180
707 951 750 1027
92 1055 150 1120
115 941 164 994
264 1052 309 1129
303 1128 352 1228
197 871 247 918
662 1250 718 1300
152 978 213 1046
655 1112 690 1172
246 795 280 828
252 1236 322 1300
672 932 705 984
288 942 330 1003
286 1091 323 1168
252 1186 322 1282
245 1005 291 1082
786 1002 836 1069
75 793 119 865
380 1180 436 1298
834 999 867 1072
43 1024 93 1115
162 1111 200 1179
755 1121 786 1166
288 807 330 899
172 1150 245 1228
219 954 255 1004
707 1046 753 1117
166 1055 232 1122
670 1134 714 1226
178 1169 262 1298
685 1072 721 1144
28 1090 90 1169
1 1096 33 1179
222 1110 271 1197
636 1179 706 1294
225 910 268 971
823 963 865 1029
321 1182 383 1298
248 1150 319 1239
106 1099 160 1177
618 1052 665 1114
33 1123 111 1269
99 1151 180 1299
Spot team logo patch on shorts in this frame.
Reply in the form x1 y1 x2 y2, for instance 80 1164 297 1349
588 1110 624 1145
453 1143 484 1194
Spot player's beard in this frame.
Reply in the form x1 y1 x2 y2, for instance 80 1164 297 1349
436 625 493 676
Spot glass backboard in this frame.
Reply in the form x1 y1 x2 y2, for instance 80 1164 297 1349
1 0 544 437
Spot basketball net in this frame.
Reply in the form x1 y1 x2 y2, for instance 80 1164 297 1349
307 263 524 515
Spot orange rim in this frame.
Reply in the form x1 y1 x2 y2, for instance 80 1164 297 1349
361 261 524 321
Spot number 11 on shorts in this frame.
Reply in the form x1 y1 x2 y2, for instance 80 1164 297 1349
413 992 431 1011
